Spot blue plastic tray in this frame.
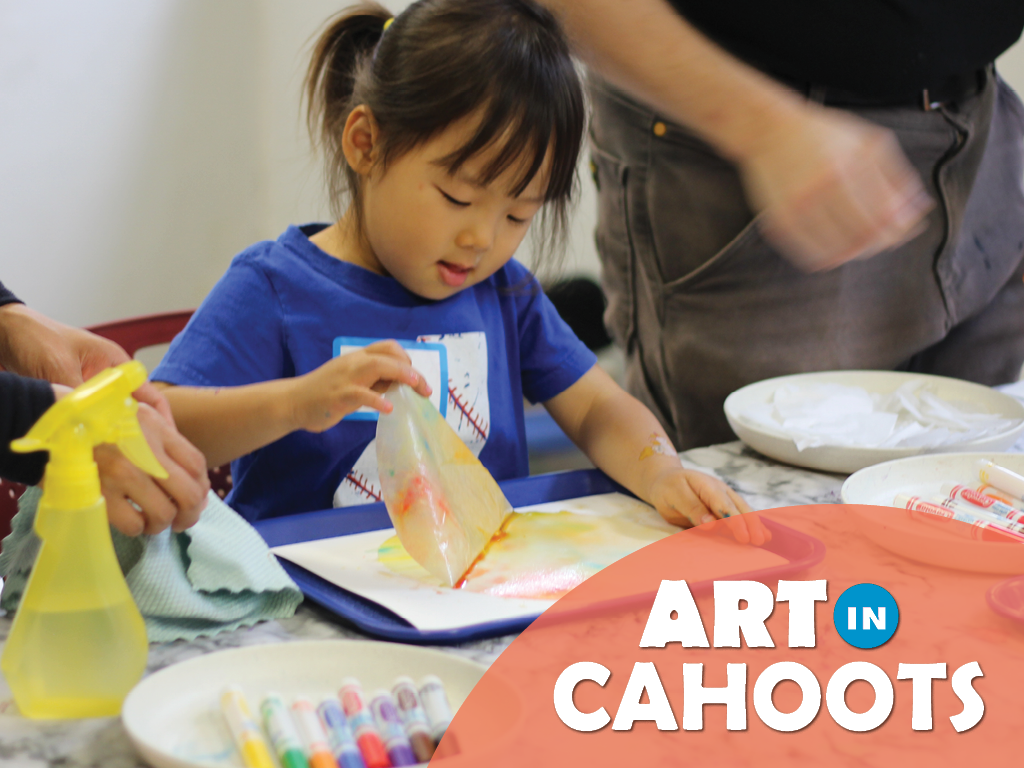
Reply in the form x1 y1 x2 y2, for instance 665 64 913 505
253 469 825 645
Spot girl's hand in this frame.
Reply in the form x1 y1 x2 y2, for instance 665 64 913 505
96 402 210 536
647 467 771 545
290 340 432 433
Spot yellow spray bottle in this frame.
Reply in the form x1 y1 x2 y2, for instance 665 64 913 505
1 361 166 718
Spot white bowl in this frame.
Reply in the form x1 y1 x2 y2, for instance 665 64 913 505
724 371 1024 474
122 640 502 768
840 452 1024 574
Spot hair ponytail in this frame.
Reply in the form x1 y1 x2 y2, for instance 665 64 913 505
305 2 391 207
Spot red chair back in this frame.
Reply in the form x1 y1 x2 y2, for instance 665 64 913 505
87 310 194 357
1 309 233 543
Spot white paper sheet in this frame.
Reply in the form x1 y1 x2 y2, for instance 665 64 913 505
271 493 676 631
742 381 1022 452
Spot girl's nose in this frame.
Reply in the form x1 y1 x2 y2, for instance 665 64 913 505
455 221 494 253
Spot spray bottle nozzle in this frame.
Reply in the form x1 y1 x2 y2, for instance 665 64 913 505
11 361 167 507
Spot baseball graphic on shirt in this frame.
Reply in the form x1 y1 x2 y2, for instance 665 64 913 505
334 332 490 507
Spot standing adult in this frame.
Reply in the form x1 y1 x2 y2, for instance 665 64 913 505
539 0 1024 448
0 281 209 535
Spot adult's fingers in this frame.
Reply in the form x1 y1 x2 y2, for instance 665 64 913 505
76 330 131 381
96 446 178 535
105 493 147 537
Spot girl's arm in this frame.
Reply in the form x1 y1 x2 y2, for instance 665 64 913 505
544 365 768 544
155 340 431 468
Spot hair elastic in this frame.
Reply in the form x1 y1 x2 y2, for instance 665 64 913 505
383 17 394 31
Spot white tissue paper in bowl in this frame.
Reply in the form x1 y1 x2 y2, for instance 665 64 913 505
741 382 1023 452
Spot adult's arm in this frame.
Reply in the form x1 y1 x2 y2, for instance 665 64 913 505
539 0 931 271
0 299 131 388
0 281 208 532
0 371 54 485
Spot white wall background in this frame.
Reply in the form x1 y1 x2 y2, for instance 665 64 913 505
2 1 1024 327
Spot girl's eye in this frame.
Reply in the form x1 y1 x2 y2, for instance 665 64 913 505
438 188 469 207
507 215 528 225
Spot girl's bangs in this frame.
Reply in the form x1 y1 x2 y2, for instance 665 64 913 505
434 72 582 202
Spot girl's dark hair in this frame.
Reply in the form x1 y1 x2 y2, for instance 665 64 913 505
305 0 585 258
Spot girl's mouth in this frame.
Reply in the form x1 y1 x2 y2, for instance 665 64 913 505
438 261 472 287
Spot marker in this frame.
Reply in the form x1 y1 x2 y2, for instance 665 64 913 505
418 676 454 746
975 483 1024 508
369 691 417 766
261 694 311 768
893 494 1024 543
930 495 1024 537
391 677 435 763
220 686 276 768
339 679 390 768
292 697 341 768
317 697 367 768
977 460 1024 500
941 483 1024 523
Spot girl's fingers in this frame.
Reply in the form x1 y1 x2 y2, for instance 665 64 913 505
158 421 210 485
363 339 413 364
133 382 176 424
727 488 753 516
350 388 393 414
719 514 751 545
362 355 432 396
154 459 209 532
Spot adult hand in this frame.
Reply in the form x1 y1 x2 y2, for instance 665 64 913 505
0 303 129 386
95 401 210 536
739 103 932 271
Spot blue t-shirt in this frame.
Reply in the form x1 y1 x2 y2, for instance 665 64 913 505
152 224 596 522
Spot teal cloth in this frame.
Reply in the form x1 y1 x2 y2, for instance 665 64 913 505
0 488 302 642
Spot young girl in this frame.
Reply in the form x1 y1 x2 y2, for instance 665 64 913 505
152 0 764 543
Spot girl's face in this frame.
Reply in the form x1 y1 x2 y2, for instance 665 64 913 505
345 109 550 300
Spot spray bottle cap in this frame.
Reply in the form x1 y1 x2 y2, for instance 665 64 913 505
10 361 167 508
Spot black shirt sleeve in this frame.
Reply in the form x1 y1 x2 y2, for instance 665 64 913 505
0 372 54 485
0 280 23 309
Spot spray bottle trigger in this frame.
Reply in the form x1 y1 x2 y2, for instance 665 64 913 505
115 420 168 480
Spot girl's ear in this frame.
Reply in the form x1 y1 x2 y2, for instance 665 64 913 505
341 104 380 175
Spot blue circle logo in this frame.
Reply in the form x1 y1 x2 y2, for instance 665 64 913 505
833 583 899 649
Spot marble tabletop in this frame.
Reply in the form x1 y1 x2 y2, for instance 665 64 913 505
0 441 880 767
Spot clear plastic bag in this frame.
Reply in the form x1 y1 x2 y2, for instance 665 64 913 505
376 384 513 586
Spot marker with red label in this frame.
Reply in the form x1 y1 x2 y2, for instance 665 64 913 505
317 697 367 768
339 679 390 768
941 483 1024 523
974 483 1024 508
930 495 1024 537
291 698 340 768
369 691 417 766
261 694 310 768
391 677 435 763
977 460 1024 500
893 494 1024 543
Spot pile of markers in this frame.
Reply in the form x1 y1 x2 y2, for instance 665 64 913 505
894 459 1024 543
221 675 454 768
